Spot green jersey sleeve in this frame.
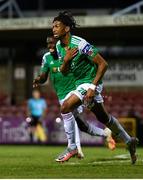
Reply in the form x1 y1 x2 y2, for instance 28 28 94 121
78 39 99 60
40 53 50 73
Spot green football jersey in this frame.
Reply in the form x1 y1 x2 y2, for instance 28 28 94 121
40 52 75 100
56 35 102 86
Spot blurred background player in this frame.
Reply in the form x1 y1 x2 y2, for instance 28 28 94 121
27 89 47 143
33 35 116 161
52 11 138 164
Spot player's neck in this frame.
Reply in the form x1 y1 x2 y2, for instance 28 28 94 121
61 33 71 47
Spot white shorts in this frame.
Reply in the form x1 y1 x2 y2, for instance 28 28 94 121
59 91 83 114
59 83 103 114
73 83 104 103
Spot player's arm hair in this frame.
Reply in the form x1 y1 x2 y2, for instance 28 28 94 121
92 53 108 86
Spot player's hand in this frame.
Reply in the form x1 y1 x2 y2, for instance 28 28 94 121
52 67 57 72
64 47 78 63
84 89 95 109
33 77 40 88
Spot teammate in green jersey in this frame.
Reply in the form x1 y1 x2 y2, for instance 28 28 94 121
52 11 138 164
33 36 84 159
33 36 116 162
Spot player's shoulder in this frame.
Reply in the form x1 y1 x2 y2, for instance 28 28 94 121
71 35 87 45
42 52 51 59
56 40 61 45
40 98 47 105
28 98 33 104
56 40 61 49
42 52 53 65
71 35 91 53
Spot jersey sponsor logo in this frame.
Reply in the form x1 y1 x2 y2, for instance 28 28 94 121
82 44 92 54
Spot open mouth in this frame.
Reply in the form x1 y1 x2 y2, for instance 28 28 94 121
49 48 55 53
53 34 58 38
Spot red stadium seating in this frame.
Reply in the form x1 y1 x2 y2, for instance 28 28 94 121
0 90 142 123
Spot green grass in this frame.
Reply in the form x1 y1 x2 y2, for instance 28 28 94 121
0 145 142 178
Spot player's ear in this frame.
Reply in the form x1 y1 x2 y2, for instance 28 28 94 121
65 26 70 33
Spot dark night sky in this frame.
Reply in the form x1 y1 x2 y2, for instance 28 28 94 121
15 0 140 10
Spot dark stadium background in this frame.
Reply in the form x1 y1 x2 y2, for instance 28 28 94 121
0 0 143 146
13 0 141 10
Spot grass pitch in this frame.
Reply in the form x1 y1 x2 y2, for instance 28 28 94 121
0 145 142 178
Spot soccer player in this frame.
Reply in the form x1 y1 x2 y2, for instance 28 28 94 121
33 36 116 161
27 89 47 143
52 11 138 164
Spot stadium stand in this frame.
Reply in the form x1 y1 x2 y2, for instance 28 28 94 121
0 0 142 145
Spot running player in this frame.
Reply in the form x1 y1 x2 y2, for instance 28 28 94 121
52 11 138 164
33 36 116 161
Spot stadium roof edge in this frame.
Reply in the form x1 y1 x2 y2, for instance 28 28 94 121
0 14 143 31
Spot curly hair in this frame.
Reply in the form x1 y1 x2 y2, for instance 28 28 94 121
53 11 77 31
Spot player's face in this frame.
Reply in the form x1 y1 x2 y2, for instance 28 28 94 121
33 91 40 99
52 21 67 39
47 37 56 54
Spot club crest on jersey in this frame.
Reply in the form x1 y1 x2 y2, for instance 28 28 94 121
82 44 91 54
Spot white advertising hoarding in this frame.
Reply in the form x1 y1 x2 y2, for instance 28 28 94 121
103 60 143 86
0 15 143 31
